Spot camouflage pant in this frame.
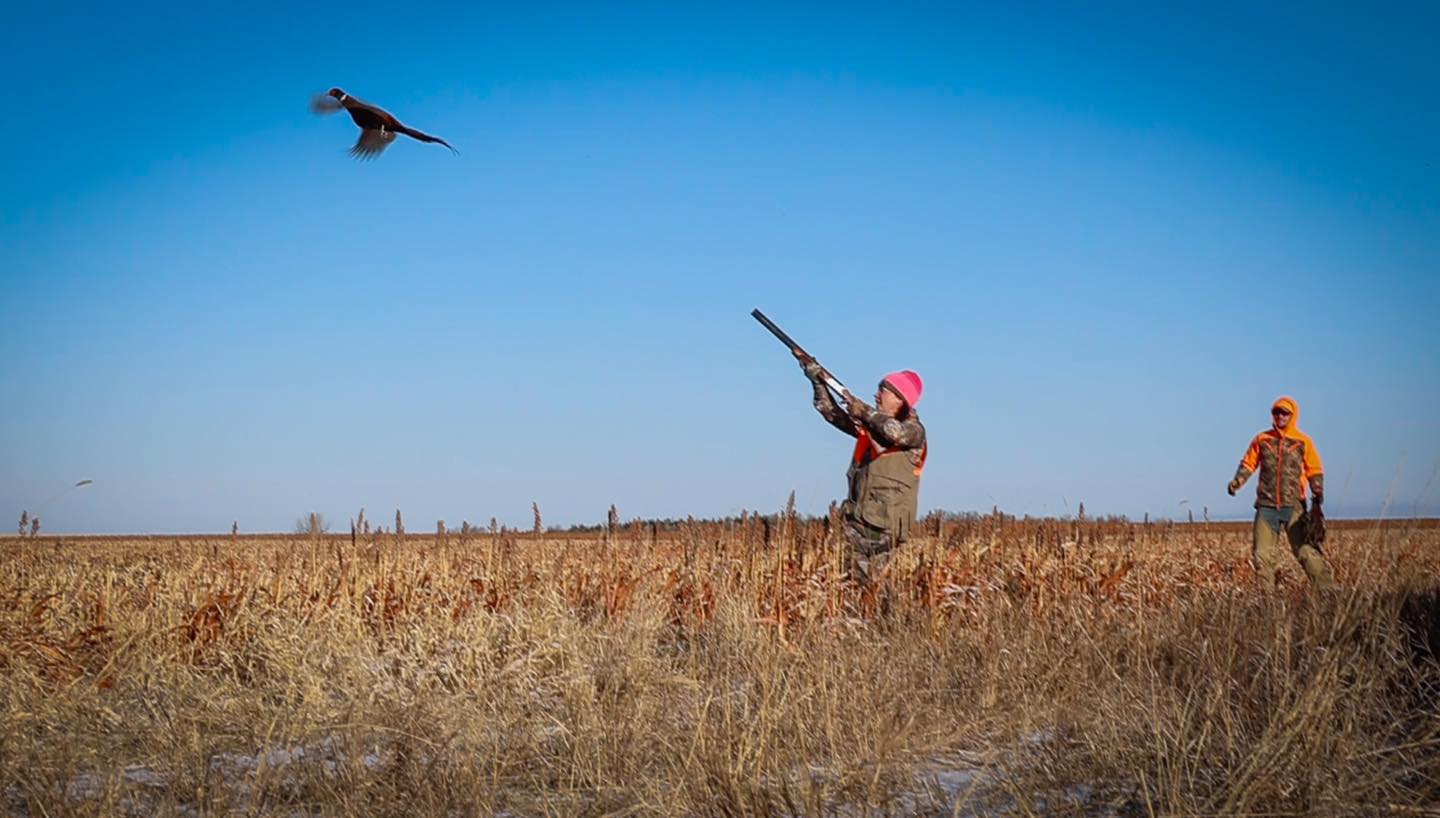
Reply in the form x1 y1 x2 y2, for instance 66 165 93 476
843 518 896 584
1253 507 1336 590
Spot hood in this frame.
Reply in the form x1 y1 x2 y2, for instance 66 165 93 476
1271 395 1303 439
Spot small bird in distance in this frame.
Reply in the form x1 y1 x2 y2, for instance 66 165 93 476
311 88 457 161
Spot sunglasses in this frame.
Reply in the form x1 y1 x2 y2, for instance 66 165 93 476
1271 408 1292 416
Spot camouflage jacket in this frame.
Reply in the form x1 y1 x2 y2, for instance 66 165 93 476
809 370 926 469
1231 429 1324 509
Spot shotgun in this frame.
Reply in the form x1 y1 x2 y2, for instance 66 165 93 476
751 308 852 400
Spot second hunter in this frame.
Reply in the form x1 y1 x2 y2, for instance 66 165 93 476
797 350 928 582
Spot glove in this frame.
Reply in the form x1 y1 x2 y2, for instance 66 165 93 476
1226 480 1240 496
844 391 868 418
793 349 822 379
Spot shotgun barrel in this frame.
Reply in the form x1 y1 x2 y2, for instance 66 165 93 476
751 308 851 399
751 309 803 353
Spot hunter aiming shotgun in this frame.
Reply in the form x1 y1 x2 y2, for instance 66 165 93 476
751 309 852 400
758 306 929 585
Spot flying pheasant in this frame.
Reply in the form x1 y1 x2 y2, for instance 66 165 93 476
311 88 457 160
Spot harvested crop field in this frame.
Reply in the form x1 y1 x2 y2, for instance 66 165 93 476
2 514 1438 816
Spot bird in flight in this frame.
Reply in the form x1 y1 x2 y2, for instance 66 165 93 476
311 88 457 160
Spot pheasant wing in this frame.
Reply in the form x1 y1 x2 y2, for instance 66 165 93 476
350 128 397 160
310 93 344 115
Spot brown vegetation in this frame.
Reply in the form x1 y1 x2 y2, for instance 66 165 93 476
1 514 1437 816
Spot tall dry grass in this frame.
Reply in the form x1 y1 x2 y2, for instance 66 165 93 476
1 515 1437 816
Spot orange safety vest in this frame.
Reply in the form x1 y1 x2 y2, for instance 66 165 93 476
851 428 928 476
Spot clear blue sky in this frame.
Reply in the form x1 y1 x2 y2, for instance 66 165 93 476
3 2 1437 532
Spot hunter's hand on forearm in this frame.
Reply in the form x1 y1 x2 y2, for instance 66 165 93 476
792 349 823 380
844 392 869 418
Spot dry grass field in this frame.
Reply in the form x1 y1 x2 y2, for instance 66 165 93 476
2 513 1438 816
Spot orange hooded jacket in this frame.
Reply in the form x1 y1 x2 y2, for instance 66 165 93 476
1232 396 1324 509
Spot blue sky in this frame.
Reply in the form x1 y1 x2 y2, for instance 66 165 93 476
3 2 1437 532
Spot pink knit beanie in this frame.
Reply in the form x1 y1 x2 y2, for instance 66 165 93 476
881 370 923 408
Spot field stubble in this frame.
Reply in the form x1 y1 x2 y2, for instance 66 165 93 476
1 513 1438 816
